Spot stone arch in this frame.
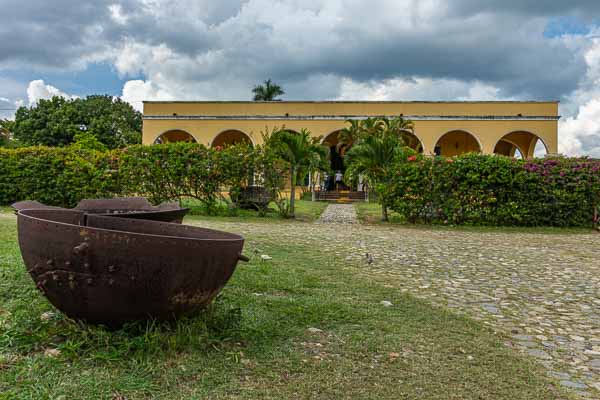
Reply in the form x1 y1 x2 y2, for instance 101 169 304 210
494 139 524 158
493 131 548 159
322 129 350 160
433 130 482 156
399 130 424 153
153 129 197 144
322 130 350 148
211 129 253 148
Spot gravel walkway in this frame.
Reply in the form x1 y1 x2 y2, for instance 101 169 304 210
316 203 359 224
192 216 600 397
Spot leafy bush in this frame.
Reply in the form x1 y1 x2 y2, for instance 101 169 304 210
0 143 254 213
118 143 254 212
0 146 119 207
2 143 597 227
389 153 600 227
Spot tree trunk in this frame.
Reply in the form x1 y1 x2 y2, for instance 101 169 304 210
310 171 316 202
290 166 296 218
381 201 388 222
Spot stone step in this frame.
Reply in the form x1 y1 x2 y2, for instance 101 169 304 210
317 191 366 201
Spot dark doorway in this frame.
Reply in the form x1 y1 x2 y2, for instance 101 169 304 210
323 131 352 191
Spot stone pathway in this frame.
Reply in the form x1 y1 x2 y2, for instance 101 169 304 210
316 203 359 224
191 218 600 397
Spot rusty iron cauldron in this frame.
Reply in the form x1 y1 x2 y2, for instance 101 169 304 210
12 197 190 224
16 208 249 327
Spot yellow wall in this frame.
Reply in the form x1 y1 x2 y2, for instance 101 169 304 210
142 101 559 157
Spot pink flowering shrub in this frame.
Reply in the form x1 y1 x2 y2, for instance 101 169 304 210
389 153 600 227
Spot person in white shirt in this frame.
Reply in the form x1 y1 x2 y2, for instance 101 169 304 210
335 170 343 190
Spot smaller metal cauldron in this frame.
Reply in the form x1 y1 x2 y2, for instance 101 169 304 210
12 197 189 223
16 208 248 327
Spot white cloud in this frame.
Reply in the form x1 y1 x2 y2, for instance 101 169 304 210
109 4 129 25
557 33 600 157
559 98 600 157
336 77 508 101
26 80 77 105
3 0 600 156
121 79 175 111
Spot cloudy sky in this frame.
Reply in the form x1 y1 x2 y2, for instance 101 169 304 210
1 0 600 156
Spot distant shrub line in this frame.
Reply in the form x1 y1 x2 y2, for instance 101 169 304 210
1 145 598 227
0 144 254 212
388 153 600 227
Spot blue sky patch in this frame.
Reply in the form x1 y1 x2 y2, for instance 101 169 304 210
0 62 140 100
544 16 592 38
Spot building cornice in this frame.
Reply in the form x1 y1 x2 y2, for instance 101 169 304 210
143 100 560 104
143 114 561 121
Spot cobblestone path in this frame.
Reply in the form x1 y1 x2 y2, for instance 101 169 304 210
316 203 359 224
192 218 600 397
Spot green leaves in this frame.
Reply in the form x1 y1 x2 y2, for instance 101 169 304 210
388 153 600 227
342 117 417 221
0 144 254 211
11 95 142 149
252 79 285 101
259 128 328 217
0 146 120 207
118 143 255 211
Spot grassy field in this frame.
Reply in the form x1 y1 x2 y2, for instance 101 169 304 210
0 211 573 399
355 202 404 224
182 199 328 223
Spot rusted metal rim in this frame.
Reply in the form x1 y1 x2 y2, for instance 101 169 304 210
19 209 244 242
11 197 190 224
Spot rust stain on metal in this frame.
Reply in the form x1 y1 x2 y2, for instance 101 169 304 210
170 287 223 307
14 198 248 328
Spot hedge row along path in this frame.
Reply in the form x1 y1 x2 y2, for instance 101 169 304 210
193 217 600 398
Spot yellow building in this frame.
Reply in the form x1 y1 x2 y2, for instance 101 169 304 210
142 101 559 159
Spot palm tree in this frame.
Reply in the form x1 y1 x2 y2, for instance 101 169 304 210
379 117 414 138
344 133 405 221
343 116 415 221
252 79 285 101
270 128 327 217
338 116 414 148
338 119 362 150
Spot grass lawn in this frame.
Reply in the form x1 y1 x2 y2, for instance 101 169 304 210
182 199 328 223
0 212 572 399
355 201 595 234
355 201 404 224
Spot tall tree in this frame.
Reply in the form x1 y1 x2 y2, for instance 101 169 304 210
252 79 285 101
12 95 142 149
0 119 14 147
267 128 327 217
343 117 415 221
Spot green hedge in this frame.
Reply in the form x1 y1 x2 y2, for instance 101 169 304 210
2 145 598 227
118 143 253 211
389 153 600 227
0 143 253 210
0 147 119 207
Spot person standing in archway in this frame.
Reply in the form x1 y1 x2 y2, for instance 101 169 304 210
335 170 343 191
